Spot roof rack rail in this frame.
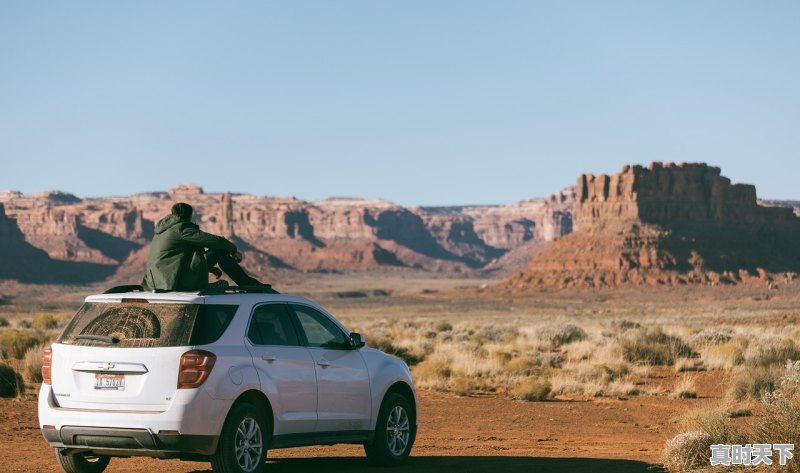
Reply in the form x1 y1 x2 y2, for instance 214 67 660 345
198 285 280 296
103 285 145 294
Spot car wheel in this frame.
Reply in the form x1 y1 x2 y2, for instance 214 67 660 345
364 393 415 466
54 448 110 473
211 402 268 473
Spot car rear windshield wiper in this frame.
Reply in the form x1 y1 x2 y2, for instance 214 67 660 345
73 334 120 344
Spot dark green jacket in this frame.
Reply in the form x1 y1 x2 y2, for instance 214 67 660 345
142 214 236 291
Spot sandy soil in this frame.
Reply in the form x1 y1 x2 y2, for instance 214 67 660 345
0 277 773 472
0 377 726 473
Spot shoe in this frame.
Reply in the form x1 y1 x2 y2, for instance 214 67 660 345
248 277 266 286
209 280 229 288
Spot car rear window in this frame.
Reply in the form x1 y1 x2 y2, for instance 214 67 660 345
58 302 238 348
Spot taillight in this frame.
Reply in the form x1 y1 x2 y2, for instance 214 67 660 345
42 346 52 385
178 350 216 389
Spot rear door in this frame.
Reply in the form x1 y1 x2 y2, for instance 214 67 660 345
52 302 236 412
244 303 318 435
289 304 371 433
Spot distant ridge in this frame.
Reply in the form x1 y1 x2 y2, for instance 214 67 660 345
0 185 572 284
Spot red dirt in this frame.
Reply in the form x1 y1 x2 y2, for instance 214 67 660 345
0 380 723 473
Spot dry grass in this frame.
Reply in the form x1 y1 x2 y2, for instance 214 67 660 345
346 307 800 400
662 431 713 473
510 376 552 401
698 339 745 370
671 375 698 399
22 344 44 384
667 362 800 472
751 363 800 472
31 313 63 331
0 329 43 360
619 327 692 365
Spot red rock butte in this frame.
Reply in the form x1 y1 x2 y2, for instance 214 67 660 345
505 162 800 289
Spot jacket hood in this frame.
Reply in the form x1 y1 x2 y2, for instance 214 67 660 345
155 214 192 234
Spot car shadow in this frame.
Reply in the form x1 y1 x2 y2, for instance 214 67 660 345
190 456 658 473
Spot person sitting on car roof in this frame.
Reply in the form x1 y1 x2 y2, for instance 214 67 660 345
141 202 264 291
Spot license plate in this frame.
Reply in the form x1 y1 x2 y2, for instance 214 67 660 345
94 373 125 391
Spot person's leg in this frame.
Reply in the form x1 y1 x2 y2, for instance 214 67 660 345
203 251 223 278
206 250 262 286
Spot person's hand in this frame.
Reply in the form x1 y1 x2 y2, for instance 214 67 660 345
233 250 243 263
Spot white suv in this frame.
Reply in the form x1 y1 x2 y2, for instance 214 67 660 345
38 285 417 473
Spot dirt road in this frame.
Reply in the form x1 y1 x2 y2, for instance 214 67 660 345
0 389 705 472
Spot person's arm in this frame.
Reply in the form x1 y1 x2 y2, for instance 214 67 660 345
180 226 237 254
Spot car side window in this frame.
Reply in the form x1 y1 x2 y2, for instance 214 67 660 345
247 304 300 346
291 305 347 349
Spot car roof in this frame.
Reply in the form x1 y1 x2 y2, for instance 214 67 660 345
84 291 322 308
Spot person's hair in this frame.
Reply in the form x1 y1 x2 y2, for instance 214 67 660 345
171 202 193 221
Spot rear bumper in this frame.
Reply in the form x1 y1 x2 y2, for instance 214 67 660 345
42 426 217 457
38 384 228 457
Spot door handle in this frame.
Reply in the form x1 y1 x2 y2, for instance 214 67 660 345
261 354 276 362
317 360 330 367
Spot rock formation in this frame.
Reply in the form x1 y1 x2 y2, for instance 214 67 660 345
0 185 572 284
505 162 800 289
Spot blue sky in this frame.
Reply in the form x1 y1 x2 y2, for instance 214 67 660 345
1 1 798 205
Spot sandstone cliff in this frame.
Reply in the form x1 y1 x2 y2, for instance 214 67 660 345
505 163 800 289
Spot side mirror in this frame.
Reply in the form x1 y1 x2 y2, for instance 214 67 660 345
349 332 366 349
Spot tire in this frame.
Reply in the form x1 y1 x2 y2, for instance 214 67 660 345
364 393 416 466
211 402 269 473
53 449 110 473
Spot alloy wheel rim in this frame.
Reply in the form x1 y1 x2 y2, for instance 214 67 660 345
385 405 410 456
234 417 263 472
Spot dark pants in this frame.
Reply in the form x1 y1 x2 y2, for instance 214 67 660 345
205 250 259 286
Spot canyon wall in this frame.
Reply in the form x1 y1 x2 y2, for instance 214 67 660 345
0 186 572 284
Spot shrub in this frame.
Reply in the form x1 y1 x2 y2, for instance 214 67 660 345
538 324 586 348
504 353 564 376
671 375 697 399
752 370 800 473
435 322 453 332
662 431 712 473
689 327 734 346
745 338 800 368
31 313 61 331
0 329 42 359
606 380 640 396
731 364 783 401
678 406 744 445
450 374 474 396
701 340 745 370
369 338 422 366
472 326 518 344
609 319 641 331
0 317 8 328
591 362 631 383
0 362 24 397
23 344 44 383
665 406 746 473
510 376 551 401
412 359 452 391
674 358 705 372
620 328 692 365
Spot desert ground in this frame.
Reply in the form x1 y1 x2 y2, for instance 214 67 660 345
2 273 799 472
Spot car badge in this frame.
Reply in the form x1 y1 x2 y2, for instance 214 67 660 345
100 362 115 371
